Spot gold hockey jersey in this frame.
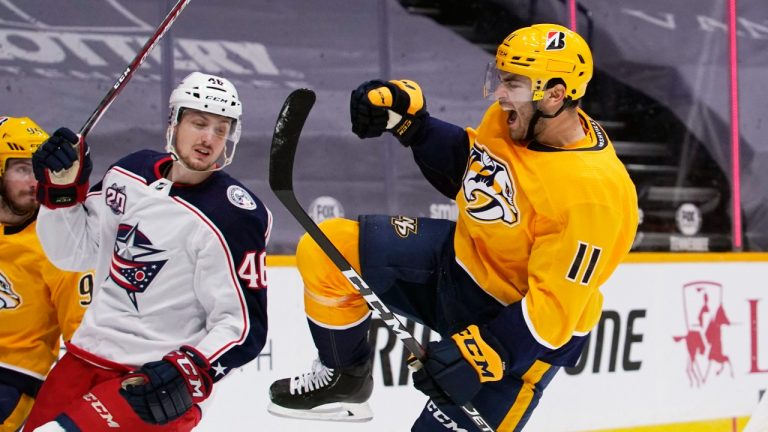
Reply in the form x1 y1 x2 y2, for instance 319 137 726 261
455 102 638 349
0 218 91 386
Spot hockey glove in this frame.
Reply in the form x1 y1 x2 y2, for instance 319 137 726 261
413 325 507 407
350 79 427 146
32 127 92 208
119 345 213 425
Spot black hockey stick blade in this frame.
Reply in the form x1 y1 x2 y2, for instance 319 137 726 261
269 88 316 193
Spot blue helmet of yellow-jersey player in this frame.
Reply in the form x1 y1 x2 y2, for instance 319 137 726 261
0 116 49 176
487 23 593 102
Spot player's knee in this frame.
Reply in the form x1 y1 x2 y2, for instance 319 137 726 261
296 218 360 284
297 218 360 267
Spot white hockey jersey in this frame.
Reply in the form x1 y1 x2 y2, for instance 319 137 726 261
37 150 271 381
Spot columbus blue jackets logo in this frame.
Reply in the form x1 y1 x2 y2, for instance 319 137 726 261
227 185 257 210
0 272 21 310
462 145 519 225
109 223 167 310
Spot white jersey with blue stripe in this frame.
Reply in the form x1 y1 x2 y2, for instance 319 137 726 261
37 150 271 381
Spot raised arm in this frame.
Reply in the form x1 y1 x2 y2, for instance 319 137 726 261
349 79 471 199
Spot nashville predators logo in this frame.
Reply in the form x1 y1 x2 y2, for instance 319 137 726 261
0 272 21 310
462 145 519 225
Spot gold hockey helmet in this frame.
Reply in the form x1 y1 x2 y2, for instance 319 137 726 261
489 23 593 101
0 117 49 176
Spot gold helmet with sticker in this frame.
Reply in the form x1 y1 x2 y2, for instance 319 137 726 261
0 117 49 176
489 23 593 101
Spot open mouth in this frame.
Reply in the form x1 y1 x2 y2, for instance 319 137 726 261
499 103 518 125
195 148 211 157
507 109 518 125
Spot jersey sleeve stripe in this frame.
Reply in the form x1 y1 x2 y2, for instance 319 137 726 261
0 361 46 380
265 208 273 246
521 296 558 350
171 196 250 359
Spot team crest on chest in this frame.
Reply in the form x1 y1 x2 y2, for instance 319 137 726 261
105 183 127 215
227 185 257 210
462 144 520 225
0 271 21 310
110 223 168 310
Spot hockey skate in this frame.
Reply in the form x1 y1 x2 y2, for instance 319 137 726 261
268 358 374 422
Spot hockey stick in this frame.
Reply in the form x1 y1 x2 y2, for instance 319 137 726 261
48 0 190 188
268 89 495 432
79 0 191 138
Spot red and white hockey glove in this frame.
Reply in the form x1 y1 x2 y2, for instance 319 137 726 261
119 345 213 425
31 127 92 208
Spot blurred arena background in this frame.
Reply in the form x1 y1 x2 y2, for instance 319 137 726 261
3 1 767 431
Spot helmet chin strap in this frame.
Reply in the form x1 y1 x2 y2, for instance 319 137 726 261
524 97 573 142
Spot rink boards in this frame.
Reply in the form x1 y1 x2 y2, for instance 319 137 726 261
194 254 768 432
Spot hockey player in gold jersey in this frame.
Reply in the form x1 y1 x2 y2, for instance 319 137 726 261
268 24 638 431
0 117 91 432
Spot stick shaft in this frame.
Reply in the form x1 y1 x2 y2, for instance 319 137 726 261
79 0 191 138
268 89 495 432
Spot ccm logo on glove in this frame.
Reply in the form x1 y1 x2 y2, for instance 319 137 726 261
164 350 208 399
451 325 505 382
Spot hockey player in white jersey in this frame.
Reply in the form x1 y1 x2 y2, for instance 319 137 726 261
26 72 272 432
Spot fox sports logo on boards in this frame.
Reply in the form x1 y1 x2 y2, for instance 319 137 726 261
308 196 345 223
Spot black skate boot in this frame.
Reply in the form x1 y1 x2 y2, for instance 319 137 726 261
268 358 374 422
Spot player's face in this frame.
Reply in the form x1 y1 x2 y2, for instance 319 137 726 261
492 72 536 141
174 110 232 171
1 159 38 212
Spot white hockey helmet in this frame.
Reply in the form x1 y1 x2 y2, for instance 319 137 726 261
166 72 243 170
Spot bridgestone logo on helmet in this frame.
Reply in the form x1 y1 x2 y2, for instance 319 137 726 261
546 31 566 51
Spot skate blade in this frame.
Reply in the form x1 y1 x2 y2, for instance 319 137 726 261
267 401 373 422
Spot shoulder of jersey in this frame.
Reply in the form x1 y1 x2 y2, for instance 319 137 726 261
110 149 167 180
197 174 270 238
209 173 265 214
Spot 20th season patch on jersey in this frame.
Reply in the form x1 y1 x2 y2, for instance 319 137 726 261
227 185 257 210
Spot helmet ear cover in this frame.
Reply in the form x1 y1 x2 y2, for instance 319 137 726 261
0 117 49 176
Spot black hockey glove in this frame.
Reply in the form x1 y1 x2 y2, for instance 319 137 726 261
119 345 213 425
413 325 507 407
350 79 427 146
32 127 92 209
